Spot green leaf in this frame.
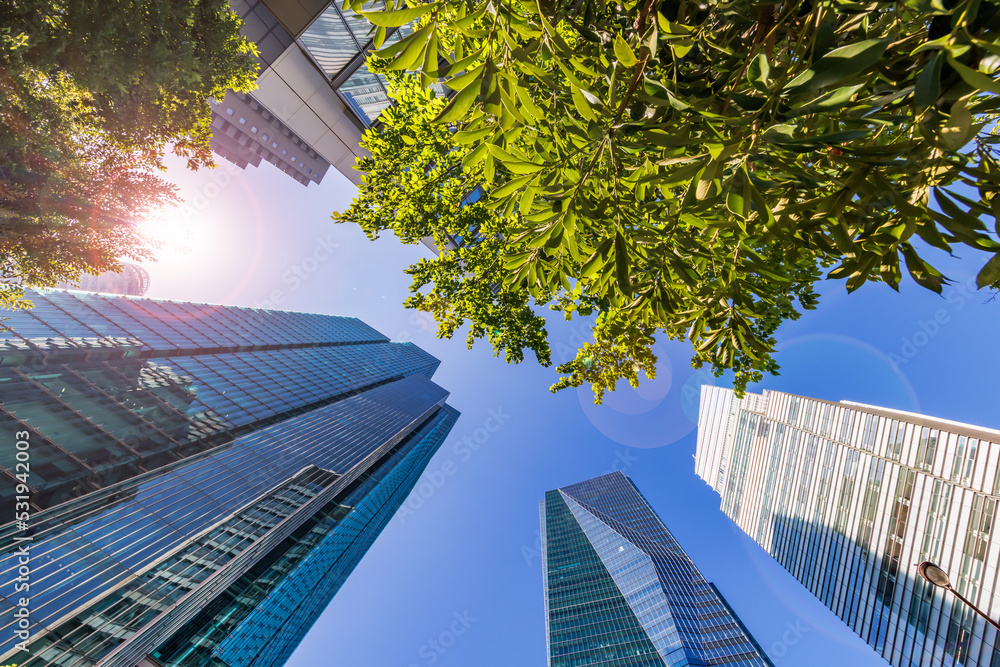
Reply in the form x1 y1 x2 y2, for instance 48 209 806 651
445 62 486 92
641 77 689 109
900 244 946 293
519 187 537 213
506 161 545 174
614 34 638 67
947 55 1000 95
487 143 517 162
914 51 943 108
762 124 796 144
729 92 767 111
790 83 865 116
977 253 1000 288
747 53 770 93
455 125 494 144
491 173 536 198
644 24 658 59
671 39 694 59
373 23 430 59
784 38 888 94
695 160 721 200
421 28 439 77
615 231 631 292
572 85 596 121
439 46 485 77
514 84 545 122
451 3 487 30
386 25 433 71
461 141 489 171
940 99 973 150
433 72 482 122
581 238 613 279
360 2 440 27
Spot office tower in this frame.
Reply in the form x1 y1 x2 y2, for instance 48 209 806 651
53 262 151 296
541 472 774 667
211 0 447 186
696 386 1000 667
0 289 458 667
210 91 331 186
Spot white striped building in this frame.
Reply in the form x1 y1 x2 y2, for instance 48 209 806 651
696 385 1000 667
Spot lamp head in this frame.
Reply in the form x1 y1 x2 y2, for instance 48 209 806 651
916 561 952 588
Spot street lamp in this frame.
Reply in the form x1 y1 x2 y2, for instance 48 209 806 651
915 561 1000 632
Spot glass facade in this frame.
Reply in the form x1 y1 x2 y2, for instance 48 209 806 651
696 386 1000 667
0 290 459 666
297 2 446 126
541 472 774 667
53 263 151 296
299 1 399 126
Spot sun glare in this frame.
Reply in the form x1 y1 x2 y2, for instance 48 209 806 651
140 205 205 258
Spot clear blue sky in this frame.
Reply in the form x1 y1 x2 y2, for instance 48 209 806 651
146 154 1000 667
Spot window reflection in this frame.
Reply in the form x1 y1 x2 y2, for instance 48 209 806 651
298 3 449 126
299 8 359 76
339 63 393 126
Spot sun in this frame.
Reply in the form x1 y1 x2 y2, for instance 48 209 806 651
139 204 204 258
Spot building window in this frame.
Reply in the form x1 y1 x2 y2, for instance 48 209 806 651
951 436 977 486
916 427 938 471
888 421 905 460
290 156 296 162
225 107 234 116
299 162 304 168
307 168 312 174
251 126 258 133
272 142 278 148
261 134 268 142
282 149 288 155
920 479 951 561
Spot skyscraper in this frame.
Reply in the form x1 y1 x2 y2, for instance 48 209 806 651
53 262 151 296
0 289 458 667
696 385 1000 667
210 90 331 187
541 472 774 667
210 0 447 187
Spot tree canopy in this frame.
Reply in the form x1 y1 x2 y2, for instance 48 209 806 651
337 0 1000 401
0 0 258 308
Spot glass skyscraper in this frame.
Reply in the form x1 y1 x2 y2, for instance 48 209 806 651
53 263 151 297
541 472 774 667
0 289 458 667
696 385 1000 667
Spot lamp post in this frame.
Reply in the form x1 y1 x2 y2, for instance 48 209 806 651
915 561 1000 632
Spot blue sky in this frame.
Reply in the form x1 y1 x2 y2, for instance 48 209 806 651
146 154 1000 667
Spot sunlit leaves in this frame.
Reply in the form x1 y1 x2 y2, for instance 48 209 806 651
614 34 638 67
341 0 1000 401
360 1 440 27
